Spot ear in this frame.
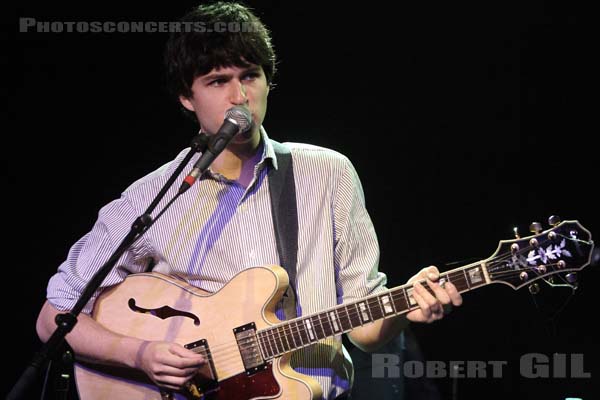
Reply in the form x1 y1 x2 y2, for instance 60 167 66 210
179 95 195 112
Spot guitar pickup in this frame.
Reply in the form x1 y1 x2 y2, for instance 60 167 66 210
233 322 267 374
184 339 218 394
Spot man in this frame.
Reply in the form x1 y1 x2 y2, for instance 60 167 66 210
36 2 462 399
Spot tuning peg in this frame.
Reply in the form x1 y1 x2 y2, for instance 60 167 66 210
565 273 579 289
529 222 542 234
513 226 520 239
528 283 540 294
565 273 577 284
548 215 561 227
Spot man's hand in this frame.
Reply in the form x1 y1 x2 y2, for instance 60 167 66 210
137 341 206 391
406 266 463 324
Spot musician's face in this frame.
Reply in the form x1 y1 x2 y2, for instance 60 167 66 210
179 64 269 145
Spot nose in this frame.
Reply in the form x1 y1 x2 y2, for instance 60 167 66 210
230 81 248 105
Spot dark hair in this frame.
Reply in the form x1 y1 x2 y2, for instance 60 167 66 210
164 1 276 119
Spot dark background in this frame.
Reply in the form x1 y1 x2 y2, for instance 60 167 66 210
6 1 598 399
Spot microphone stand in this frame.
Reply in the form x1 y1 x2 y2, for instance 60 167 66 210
7 132 209 400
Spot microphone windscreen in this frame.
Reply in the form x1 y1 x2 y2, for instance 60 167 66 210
225 106 253 134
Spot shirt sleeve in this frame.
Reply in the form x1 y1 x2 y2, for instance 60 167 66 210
333 156 387 304
46 194 153 314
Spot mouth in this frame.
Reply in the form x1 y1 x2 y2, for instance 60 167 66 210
240 120 256 139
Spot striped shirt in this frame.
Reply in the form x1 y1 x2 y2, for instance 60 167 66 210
47 128 387 399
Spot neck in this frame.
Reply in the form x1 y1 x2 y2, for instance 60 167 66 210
211 131 263 187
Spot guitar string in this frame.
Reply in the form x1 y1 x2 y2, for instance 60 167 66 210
233 260 564 360
183 267 477 363
189 266 470 355
83 235 582 373
256 236 588 361
184 245 552 361
196 263 558 362
170 236 585 364
182 267 565 367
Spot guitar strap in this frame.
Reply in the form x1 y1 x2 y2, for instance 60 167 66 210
268 140 299 319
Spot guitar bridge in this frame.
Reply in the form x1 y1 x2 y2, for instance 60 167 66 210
233 322 267 374
184 339 218 395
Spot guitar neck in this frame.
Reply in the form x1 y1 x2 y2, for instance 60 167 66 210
257 260 490 360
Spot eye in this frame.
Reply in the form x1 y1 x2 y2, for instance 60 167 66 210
242 72 260 81
208 78 226 87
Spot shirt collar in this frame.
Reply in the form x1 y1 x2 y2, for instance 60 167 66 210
198 126 277 182
260 126 278 171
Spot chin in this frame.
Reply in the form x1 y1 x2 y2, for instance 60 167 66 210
232 130 257 145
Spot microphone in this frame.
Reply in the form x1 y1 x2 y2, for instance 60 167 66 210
178 106 253 193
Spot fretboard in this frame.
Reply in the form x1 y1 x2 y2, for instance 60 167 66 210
257 261 489 360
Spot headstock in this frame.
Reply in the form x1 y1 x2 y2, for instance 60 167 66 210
486 218 594 290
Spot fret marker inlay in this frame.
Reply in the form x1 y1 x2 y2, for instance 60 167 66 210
381 294 394 314
329 312 340 332
406 288 417 307
304 319 315 341
358 302 370 322
468 267 483 284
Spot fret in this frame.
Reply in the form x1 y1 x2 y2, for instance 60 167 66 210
356 302 369 324
272 328 284 354
296 319 310 345
286 322 298 349
265 329 277 356
303 318 316 341
379 293 395 316
311 315 325 339
392 289 409 312
278 326 291 352
346 305 358 329
404 287 417 308
290 320 304 347
352 303 364 326
369 297 384 320
450 269 469 292
462 268 471 289
363 300 374 321
338 305 353 330
422 282 436 297
366 300 375 321
321 312 335 337
329 311 341 333
259 331 272 359
443 273 451 285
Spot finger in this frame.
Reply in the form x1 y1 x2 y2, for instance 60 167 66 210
409 266 438 284
444 282 463 306
166 345 205 368
414 282 444 315
415 282 445 318
413 281 442 309
425 266 440 281
154 364 201 378
154 374 191 390
410 287 432 320
426 278 451 305
169 344 205 360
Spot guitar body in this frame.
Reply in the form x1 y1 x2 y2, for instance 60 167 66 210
72 220 594 399
74 265 322 400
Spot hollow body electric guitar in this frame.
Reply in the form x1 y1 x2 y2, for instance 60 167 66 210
74 219 594 399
